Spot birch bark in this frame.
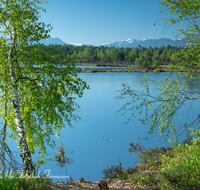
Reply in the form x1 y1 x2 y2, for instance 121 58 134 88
8 36 34 175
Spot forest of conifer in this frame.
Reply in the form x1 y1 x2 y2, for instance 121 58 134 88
45 44 184 69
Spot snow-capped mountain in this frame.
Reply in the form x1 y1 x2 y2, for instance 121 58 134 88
103 38 187 48
38 37 187 48
39 36 68 46
39 36 83 46
102 38 141 48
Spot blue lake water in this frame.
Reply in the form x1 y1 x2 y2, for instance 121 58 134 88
29 64 128 69
5 72 200 182
76 65 128 68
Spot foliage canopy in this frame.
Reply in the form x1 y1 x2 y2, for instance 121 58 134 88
0 0 89 173
117 0 200 143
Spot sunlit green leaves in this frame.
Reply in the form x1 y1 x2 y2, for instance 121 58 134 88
117 0 200 144
158 0 200 75
0 0 89 165
158 139 200 189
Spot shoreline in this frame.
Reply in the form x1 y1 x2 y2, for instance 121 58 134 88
76 67 166 73
25 63 200 73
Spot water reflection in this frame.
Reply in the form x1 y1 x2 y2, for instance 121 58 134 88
76 65 127 68
4 72 200 182
22 64 128 69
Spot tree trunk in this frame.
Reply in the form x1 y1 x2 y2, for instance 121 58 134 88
2 57 8 173
1 114 7 173
8 46 34 175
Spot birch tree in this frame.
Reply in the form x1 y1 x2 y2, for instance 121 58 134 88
0 0 89 174
117 0 200 143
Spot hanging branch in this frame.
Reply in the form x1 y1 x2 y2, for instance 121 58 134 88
0 129 22 173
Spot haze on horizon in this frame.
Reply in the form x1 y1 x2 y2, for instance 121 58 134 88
39 0 183 46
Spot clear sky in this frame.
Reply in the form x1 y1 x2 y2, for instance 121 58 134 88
39 0 180 46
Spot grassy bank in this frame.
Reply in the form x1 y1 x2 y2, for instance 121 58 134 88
101 138 200 190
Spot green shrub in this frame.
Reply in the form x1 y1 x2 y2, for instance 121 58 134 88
101 161 124 179
157 138 200 190
128 141 173 169
118 169 129 180
131 172 157 185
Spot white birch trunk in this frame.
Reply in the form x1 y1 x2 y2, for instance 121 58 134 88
8 42 34 175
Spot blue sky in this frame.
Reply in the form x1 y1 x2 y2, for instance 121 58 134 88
39 0 180 46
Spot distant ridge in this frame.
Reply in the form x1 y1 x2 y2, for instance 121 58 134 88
39 36 84 46
103 38 187 48
39 36 69 46
39 37 187 48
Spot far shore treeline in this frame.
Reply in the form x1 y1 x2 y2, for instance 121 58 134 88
43 44 185 69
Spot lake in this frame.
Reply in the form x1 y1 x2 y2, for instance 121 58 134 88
76 65 128 68
5 72 200 182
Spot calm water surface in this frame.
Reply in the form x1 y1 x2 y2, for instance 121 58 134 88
76 65 127 68
6 72 200 182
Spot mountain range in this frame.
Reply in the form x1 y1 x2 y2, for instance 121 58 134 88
40 36 70 46
103 38 187 48
39 36 187 48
